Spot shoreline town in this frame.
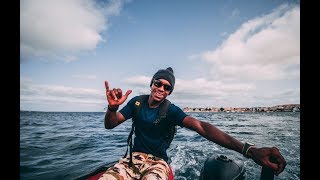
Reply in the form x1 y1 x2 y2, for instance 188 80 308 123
183 104 300 113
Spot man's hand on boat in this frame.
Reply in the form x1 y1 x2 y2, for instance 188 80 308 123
247 146 287 176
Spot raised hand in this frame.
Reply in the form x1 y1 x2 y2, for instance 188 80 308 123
105 81 132 107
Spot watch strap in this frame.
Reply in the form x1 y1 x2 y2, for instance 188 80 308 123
242 142 255 158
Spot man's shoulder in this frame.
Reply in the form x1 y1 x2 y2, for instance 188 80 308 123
127 95 149 110
129 95 144 102
133 95 149 101
168 102 180 108
124 96 140 108
168 103 183 112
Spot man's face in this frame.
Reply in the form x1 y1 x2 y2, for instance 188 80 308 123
150 79 172 102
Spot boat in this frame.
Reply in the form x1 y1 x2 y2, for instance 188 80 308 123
74 154 275 180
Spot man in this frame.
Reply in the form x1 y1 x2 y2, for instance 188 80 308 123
99 67 286 180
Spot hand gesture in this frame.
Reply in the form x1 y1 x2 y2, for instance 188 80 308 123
105 81 132 107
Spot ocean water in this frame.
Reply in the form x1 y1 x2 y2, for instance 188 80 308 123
20 111 300 180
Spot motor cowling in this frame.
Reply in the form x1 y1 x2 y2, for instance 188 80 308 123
199 155 246 180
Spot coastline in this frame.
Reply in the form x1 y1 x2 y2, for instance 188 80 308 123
183 103 300 113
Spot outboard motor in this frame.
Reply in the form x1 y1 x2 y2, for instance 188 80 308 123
199 155 246 180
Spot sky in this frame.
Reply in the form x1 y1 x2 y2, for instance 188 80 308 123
20 0 300 112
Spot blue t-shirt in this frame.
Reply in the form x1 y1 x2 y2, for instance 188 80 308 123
119 95 188 162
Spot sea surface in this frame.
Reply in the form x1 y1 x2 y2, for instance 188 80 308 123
20 111 300 180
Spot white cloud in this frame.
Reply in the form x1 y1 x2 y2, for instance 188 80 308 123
168 78 256 107
72 74 97 80
249 88 300 107
123 76 151 86
169 4 300 108
122 76 152 95
119 72 299 108
20 0 125 61
120 77 258 107
174 78 255 96
200 4 300 81
20 78 106 111
64 55 78 63
20 3 300 111
168 80 299 108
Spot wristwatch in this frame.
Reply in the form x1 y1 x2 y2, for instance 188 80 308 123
242 142 255 158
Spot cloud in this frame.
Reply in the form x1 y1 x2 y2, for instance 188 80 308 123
72 74 97 80
123 76 151 86
179 4 300 108
156 4 300 108
20 0 125 62
169 79 299 108
121 77 258 107
249 88 300 107
168 78 258 107
20 77 106 110
122 76 152 95
200 4 300 81
120 75 298 108
174 78 255 96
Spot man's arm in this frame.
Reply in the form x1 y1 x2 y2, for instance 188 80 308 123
104 80 132 129
182 116 243 153
182 115 286 175
104 109 126 129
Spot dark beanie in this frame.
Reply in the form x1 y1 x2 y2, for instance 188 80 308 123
150 67 175 94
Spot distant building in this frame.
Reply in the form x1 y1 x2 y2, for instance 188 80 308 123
183 104 300 113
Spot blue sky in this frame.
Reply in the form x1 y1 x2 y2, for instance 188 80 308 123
20 0 300 112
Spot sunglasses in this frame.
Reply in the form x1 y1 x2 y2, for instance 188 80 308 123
153 79 172 91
